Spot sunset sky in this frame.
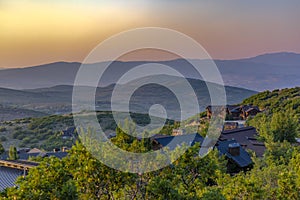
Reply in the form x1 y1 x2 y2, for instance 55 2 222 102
1 0 300 68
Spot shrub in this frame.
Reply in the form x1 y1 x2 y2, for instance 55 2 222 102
22 137 31 144
16 133 26 140
0 136 7 142
0 127 6 132
14 126 22 131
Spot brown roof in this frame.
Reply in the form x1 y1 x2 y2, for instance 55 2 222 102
27 148 43 154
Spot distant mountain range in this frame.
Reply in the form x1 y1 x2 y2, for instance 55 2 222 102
239 52 300 66
0 52 299 91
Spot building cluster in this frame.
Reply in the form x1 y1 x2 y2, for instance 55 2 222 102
153 126 264 171
206 104 261 120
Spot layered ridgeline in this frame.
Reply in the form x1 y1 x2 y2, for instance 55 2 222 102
0 52 300 91
0 75 256 121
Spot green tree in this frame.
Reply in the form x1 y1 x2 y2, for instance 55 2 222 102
146 144 227 199
201 187 226 200
8 145 18 160
7 157 77 200
270 111 299 143
111 119 152 153
0 142 4 155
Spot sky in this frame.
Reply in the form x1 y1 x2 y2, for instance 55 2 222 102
0 0 300 68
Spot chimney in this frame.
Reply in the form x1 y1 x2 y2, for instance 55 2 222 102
61 147 68 152
228 143 240 156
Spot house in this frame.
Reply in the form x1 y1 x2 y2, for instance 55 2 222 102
227 105 241 119
0 166 22 191
239 105 261 119
153 133 254 169
219 126 266 157
216 139 252 169
205 105 227 119
61 127 76 139
0 159 38 191
206 105 261 120
27 148 43 154
0 147 69 192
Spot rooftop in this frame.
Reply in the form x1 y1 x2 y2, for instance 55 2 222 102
0 166 22 191
220 126 266 157
217 139 252 168
154 133 204 150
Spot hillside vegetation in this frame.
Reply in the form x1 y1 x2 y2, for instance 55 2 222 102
243 87 300 114
246 87 299 144
0 111 175 151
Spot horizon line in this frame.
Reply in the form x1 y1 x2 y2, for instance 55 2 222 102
1 51 299 69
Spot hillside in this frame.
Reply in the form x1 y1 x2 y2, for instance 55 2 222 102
0 111 171 151
242 87 300 114
0 75 256 121
183 87 300 134
0 104 46 121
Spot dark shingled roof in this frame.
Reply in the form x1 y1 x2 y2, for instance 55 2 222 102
154 133 204 150
154 133 253 168
221 126 266 157
0 166 22 191
217 140 252 168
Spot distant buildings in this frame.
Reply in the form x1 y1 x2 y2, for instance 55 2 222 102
206 104 261 120
1 147 68 161
61 127 76 139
